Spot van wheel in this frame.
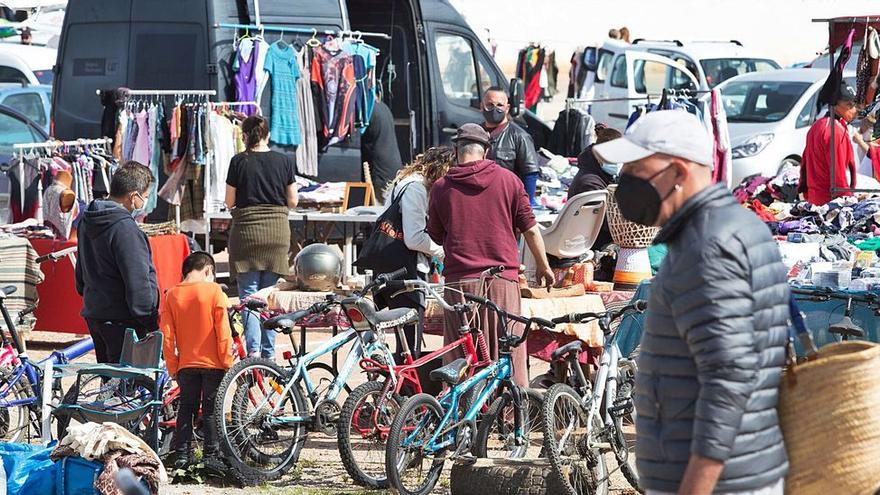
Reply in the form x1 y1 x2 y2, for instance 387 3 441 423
450 458 565 495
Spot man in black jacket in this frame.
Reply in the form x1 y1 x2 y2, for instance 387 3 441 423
481 86 540 205
594 110 788 495
75 162 159 364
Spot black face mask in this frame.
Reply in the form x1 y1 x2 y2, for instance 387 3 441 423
482 106 507 125
615 166 678 226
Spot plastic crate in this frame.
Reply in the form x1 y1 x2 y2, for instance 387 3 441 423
56 456 101 495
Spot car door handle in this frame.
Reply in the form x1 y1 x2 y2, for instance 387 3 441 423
442 126 458 135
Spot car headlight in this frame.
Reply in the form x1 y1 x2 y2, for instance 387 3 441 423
732 133 774 159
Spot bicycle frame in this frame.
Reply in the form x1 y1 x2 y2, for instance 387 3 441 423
407 355 513 454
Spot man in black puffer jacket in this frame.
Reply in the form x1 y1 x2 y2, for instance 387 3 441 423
594 110 788 495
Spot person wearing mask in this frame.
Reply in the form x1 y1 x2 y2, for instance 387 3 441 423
160 252 232 472
75 162 159 364
568 125 623 250
800 82 859 205
361 99 404 202
428 124 555 386
853 111 878 177
481 86 541 206
225 115 298 359
376 147 453 363
594 110 788 495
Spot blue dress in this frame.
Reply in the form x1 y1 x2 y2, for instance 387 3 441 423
265 41 302 146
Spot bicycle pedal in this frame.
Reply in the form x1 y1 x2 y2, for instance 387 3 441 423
610 397 633 417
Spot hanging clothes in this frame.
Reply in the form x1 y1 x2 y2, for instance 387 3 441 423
295 47 319 177
207 108 239 211
233 37 260 117
856 26 872 106
343 40 379 133
311 43 357 149
264 40 302 146
516 44 545 111
549 108 595 157
710 89 732 187
818 28 855 110
865 27 880 106
543 50 558 100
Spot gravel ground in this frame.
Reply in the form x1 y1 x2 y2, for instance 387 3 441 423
25 329 634 495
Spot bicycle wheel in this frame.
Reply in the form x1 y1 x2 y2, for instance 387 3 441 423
474 386 543 459
612 365 640 492
385 393 446 495
214 357 307 481
0 370 34 443
305 362 352 401
337 380 403 489
541 383 608 495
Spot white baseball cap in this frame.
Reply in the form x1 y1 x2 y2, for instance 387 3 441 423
593 110 714 169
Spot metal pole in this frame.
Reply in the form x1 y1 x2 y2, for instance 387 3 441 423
254 0 261 27
829 21 837 199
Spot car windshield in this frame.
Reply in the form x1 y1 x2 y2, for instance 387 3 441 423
701 58 781 88
32 69 53 85
811 44 861 72
721 81 811 123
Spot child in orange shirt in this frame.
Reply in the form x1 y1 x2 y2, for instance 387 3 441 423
160 252 233 470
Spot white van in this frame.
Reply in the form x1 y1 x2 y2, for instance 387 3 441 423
588 40 780 131
0 44 56 86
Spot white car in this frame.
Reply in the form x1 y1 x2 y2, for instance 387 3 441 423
718 68 856 186
0 44 56 86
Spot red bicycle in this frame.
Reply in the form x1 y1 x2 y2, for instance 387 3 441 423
336 268 503 489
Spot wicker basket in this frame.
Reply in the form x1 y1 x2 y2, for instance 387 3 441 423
605 185 659 248
779 341 880 494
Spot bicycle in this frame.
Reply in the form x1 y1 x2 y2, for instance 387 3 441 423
384 292 552 495
791 287 879 345
338 267 544 489
541 300 647 495
213 268 412 481
0 247 95 443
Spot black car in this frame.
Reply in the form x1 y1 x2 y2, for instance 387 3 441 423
0 104 49 221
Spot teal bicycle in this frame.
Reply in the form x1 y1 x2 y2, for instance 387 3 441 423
213 269 416 482
384 292 552 495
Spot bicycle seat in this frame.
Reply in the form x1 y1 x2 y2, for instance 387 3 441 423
371 308 419 330
551 340 583 361
245 299 268 311
829 316 865 339
263 309 310 330
429 358 469 385
0 286 16 299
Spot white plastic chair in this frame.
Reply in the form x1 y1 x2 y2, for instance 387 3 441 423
522 190 608 280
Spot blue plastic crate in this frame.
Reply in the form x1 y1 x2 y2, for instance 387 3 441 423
55 456 101 495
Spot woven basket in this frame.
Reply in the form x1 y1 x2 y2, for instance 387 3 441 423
605 185 659 248
779 341 880 494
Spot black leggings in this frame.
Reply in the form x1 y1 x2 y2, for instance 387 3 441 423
171 368 225 455
85 319 149 364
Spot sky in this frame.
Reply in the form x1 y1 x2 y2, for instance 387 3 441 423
450 0 880 67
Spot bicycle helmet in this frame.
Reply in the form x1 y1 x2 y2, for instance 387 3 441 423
292 243 343 291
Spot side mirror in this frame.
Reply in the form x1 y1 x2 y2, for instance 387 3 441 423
509 78 524 117
584 47 598 72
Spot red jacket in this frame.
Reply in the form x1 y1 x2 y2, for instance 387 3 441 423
427 160 536 283
800 116 856 206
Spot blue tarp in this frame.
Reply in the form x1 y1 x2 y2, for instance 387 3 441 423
0 442 56 495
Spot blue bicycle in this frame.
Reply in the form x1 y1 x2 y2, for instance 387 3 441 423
384 293 552 495
213 269 416 481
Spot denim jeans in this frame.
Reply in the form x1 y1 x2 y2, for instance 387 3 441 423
237 271 280 358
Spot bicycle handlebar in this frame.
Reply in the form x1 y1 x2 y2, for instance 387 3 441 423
462 292 552 347
35 246 77 264
791 287 880 306
551 300 648 326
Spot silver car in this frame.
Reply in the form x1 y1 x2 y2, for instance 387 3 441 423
718 68 856 186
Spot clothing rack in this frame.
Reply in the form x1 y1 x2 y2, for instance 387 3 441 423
214 22 392 41
13 138 112 150
93 89 217 96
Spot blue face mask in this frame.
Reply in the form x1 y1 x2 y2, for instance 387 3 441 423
130 193 146 219
601 163 623 177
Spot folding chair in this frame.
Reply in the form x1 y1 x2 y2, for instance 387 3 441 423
53 329 165 452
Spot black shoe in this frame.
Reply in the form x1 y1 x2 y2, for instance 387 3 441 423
203 457 228 477
172 451 193 472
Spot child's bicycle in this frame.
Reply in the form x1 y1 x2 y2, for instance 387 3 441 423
212 268 413 482
384 293 553 495
541 300 647 495
337 267 520 489
0 247 95 443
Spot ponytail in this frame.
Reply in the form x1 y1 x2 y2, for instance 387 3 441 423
241 116 269 150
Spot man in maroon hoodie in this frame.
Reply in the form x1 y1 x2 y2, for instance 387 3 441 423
428 124 554 386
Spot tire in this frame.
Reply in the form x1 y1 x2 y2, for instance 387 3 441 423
474 387 543 459
541 384 608 495
214 357 307 482
612 365 640 492
385 393 446 495
337 380 403 489
450 458 568 495
0 370 33 443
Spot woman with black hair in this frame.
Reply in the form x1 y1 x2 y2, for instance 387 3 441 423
225 115 298 359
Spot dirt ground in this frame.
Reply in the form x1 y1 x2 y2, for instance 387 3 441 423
25 329 633 494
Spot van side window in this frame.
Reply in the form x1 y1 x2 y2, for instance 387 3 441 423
2 93 45 126
476 50 501 96
435 33 479 108
596 50 613 83
796 91 819 129
0 66 28 85
610 55 627 88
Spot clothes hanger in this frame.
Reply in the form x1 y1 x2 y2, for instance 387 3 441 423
307 29 321 48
